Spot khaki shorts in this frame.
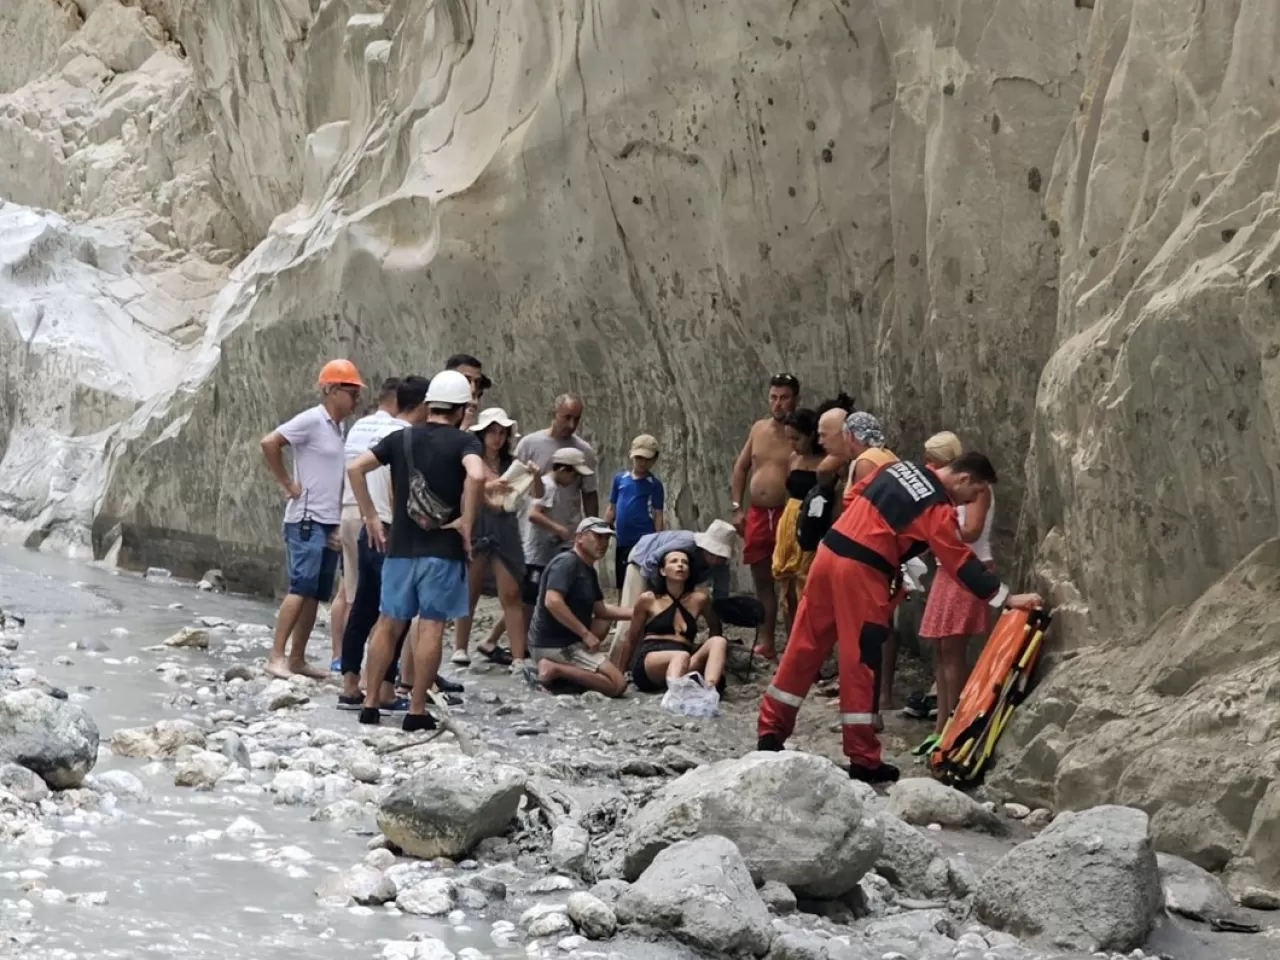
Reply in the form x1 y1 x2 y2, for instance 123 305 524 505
339 507 363 603
530 642 608 672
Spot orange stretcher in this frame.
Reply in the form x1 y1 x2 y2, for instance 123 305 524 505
927 607 1052 786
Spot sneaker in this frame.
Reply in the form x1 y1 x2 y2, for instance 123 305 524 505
911 733 940 757
436 692 463 707
849 761 900 784
358 707 381 725
476 645 513 666
402 712 438 733
336 694 364 711
756 734 785 753
902 691 937 719
380 696 409 713
435 675 465 694
449 649 471 666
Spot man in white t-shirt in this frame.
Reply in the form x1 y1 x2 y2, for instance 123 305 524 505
336 378 417 707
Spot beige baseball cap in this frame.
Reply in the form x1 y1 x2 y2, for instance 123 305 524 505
630 434 660 459
551 447 594 475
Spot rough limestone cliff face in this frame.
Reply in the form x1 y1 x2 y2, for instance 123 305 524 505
3 0 1280 884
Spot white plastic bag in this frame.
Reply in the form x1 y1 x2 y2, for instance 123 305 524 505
660 672 720 718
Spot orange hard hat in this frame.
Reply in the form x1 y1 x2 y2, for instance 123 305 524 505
317 359 365 388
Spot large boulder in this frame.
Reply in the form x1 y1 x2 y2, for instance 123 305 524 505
0 689 98 788
1158 853 1236 923
623 752 882 898
377 755 526 859
885 778 1005 834
974 805 1161 952
874 812 969 901
615 835 772 957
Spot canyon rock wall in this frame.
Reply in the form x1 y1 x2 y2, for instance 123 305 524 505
3 0 1280 885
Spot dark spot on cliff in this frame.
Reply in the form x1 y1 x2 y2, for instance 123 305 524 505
786 41 793 50
767 97 774 105
1227 408 1251 432
1222 228 1236 243
652 7 661 16
1141 129 1150 142
965 289 974 304
1268 275 1278 295
822 148 833 163
851 290 864 314
577 236 584 244
1191 190 1201 206
909 253 919 267
806 119 816 131
942 81 955 96
1234 364 1249 383
788 186 796 197
759 242 771 261
1048 220 1060 238
632 196 642 205
773 36 784 46
1027 167 1042 192
1266 344 1280 359
1089 246 1099 258
991 114 1001 134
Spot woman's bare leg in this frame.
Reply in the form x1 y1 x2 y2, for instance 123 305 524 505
935 636 966 734
494 563 527 661
640 650 688 687
690 635 728 687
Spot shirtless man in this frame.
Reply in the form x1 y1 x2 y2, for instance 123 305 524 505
730 372 800 658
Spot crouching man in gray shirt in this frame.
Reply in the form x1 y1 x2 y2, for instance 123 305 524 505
527 518 632 697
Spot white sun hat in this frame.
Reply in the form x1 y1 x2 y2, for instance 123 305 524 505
470 407 517 433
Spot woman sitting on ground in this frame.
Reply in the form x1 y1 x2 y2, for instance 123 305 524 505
625 549 728 694
451 408 543 669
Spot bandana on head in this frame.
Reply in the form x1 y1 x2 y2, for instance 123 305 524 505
844 411 885 447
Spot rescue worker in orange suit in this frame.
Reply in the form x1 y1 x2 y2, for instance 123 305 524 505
757 447 1042 783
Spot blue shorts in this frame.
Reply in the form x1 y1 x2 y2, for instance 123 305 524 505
283 521 339 600
380 556 470 622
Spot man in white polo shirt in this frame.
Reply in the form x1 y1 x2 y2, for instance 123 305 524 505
260 359 364 679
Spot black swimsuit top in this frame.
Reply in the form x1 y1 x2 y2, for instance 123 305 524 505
786 469 819 501
644 595 699 643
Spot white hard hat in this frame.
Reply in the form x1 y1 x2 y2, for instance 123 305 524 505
425 370 473 407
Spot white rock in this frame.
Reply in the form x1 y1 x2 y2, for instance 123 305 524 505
396 877 456 916
163 627 209 649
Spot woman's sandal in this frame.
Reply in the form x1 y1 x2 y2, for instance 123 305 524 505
476 645 513 666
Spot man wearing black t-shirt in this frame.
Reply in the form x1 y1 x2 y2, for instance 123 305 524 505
347 369 485 731
527 517 632 697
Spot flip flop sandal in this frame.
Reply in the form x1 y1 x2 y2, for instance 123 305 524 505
911 734 940 757
477 645 513 666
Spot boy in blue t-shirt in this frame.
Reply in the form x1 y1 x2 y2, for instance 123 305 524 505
605 434 666 588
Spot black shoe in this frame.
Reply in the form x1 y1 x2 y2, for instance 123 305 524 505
435 674 465 694
358 707 381 725
337 694 364 711
849 761 900 784
402 712 438 733
438 692 463 707
902 692 937 720
756 734 785 753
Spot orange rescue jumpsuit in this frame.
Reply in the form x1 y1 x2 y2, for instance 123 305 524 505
757 459 1009 767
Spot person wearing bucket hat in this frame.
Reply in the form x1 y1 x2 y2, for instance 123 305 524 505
260 359 366 680
449 407 547 673
605 433 666 592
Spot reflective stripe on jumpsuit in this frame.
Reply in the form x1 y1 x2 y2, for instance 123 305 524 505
757 542 897 766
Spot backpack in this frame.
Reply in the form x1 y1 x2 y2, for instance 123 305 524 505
402 427 457 531
795 481 836 551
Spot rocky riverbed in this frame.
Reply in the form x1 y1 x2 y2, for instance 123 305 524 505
0 544 1276 960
